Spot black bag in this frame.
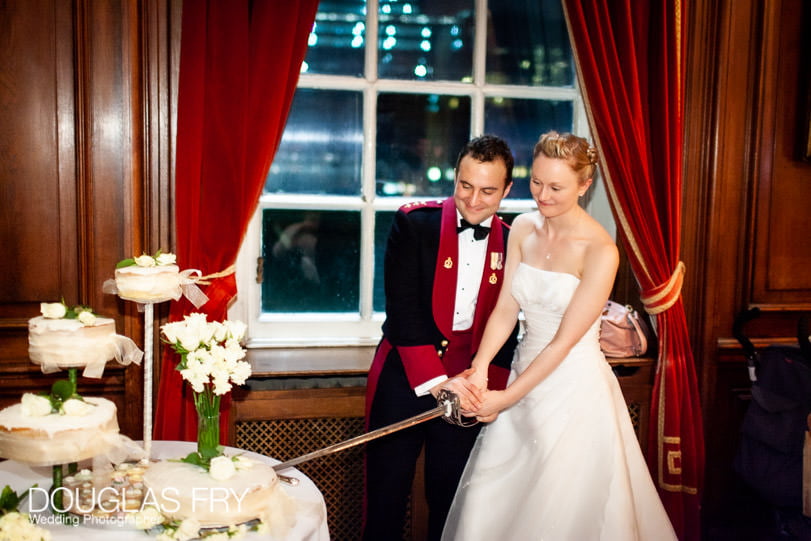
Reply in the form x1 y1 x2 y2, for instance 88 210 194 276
733 310 811 508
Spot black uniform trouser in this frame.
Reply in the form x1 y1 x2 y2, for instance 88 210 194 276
363 353 481 541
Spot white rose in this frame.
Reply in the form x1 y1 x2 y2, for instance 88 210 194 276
223 340 247 364
155 252 176 266
179 367 207 394
229 361 252 386
177 326 203 353
212 374 232 396
209 456 236 481
40 302 67 319
21 393 52 417
161 320 183 344
177 313 214 350
174 517 202 541
62 398 93 416
234 456 254 470
0 512 52 541
211 321 228 343
224 320 247 342
134 254 156 267
77 310 96 326
132 506 165 530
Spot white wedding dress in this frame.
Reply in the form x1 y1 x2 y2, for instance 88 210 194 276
442 264 677 540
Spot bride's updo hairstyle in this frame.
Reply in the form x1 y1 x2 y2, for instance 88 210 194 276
533 131 598 184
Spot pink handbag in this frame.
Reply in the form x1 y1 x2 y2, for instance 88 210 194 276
599 300 650 358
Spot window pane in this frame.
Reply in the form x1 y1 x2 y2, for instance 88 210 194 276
484 97 573 199
373 211 396 312
262 209 360 313
302 0 367 77
378 0 474 81
376 93 471 197
264 89 363 196
486 0 573 86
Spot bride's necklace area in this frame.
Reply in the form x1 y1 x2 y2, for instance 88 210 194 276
541 210 583 262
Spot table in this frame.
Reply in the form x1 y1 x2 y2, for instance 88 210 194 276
0 440 330 540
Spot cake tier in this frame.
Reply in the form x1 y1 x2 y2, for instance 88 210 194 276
114 265 181 303
143 459 287 527
28 316 142 377
0 397 123 466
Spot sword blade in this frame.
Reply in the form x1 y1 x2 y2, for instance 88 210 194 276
273 402 449 472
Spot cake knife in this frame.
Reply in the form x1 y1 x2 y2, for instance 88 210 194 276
272 389 469 474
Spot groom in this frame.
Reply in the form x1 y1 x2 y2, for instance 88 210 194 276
363 135 519 540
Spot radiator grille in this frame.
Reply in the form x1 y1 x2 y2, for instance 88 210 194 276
628 401 641 434
236 417 371 541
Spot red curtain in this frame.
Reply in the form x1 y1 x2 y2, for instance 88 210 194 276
562 1 703 539
154 0 319 442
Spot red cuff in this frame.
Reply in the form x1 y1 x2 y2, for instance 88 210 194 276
398 344 446 389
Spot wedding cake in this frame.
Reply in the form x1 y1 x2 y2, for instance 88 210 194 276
0 395 126 466
28 312 143 378
112 252 182 302
142 458 290 528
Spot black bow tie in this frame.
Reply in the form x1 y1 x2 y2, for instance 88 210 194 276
457 219 490 241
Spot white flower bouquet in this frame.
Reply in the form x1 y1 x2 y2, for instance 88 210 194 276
160 313 250 470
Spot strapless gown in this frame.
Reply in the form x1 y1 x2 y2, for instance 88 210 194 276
442 264 676 540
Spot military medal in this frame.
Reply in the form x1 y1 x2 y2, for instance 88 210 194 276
490 252 503 270
444 257 453 269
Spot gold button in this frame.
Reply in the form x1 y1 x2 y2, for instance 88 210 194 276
437 350 443 357
440 340 449 347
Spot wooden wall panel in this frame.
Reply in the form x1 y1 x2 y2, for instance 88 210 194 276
683 0 811 529
0 0 174 439
751 0 811 303
0 0 78 308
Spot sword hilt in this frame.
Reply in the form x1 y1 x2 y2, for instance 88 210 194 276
436 389 479 428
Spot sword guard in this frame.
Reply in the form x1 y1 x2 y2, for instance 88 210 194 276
436 389 479 428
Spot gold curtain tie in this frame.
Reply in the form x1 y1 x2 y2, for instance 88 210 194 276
641 261 685 315
194 264 236 286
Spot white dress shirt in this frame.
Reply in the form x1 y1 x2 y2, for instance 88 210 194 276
414 211 492 396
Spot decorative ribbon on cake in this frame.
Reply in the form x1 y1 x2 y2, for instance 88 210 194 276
178 268 209 308
28 329 144 379
102 265 235 309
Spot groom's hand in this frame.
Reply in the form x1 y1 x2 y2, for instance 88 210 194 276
431 368 483 411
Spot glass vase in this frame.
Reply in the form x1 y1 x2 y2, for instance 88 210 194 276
195 392 221 460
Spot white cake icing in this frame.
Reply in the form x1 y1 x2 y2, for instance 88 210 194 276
114 264 181 302
143 459 291 527
0 397 128 466
28 315 143 378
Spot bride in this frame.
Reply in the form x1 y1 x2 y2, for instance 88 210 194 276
441 131 676 540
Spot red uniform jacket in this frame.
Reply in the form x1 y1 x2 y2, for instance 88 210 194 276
366 198 518 418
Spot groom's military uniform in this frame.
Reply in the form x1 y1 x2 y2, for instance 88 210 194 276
364 197 518 540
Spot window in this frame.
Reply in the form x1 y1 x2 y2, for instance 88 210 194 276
232 0 614 347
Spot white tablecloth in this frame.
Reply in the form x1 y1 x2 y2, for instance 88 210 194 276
0 440 330 540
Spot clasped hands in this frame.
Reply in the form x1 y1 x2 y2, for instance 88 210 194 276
430 368 503 423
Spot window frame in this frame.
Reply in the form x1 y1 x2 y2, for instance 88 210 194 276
231 0 609 348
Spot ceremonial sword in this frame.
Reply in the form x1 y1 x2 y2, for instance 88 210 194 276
272 389 474 482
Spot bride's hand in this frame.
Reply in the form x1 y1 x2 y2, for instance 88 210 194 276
466 367 488 392
473 390 509 420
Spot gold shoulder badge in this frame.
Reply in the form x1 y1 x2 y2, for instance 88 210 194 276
489 272 498 284
444 257 454 269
